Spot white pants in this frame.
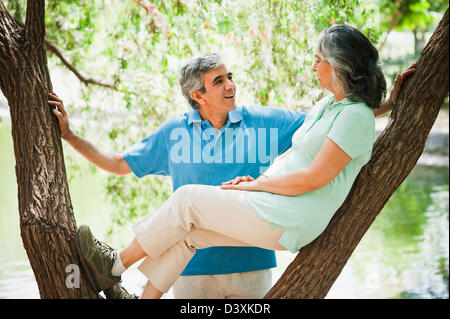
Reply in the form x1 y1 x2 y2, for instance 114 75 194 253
133 184 286 293
172 269 273 299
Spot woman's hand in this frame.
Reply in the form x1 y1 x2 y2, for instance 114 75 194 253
221 175 260 191
387 62 417 105
374 62 416 117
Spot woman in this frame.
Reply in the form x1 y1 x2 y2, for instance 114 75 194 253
76 25 415 299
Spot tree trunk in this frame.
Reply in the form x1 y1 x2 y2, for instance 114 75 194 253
0 0 99 298
265 9 449 299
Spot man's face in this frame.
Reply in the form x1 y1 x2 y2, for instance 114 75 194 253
195 64 236 113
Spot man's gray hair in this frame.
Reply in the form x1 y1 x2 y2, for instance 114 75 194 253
179 53 224 109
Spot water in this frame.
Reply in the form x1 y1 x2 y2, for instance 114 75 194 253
0 125 448 299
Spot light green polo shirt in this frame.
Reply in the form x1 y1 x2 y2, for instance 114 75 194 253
246 95 375 253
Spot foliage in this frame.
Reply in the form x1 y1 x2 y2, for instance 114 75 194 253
2 0 441 230
379 0 448 32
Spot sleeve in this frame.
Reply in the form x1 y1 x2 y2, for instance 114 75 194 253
327 106 375 159
122 122 171 178
265 108 308 154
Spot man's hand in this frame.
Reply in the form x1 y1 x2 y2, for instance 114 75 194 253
48 92 73 140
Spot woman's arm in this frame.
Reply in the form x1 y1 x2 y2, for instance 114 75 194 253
221 138 351 196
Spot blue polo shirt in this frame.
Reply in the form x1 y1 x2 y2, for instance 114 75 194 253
123 105 307 275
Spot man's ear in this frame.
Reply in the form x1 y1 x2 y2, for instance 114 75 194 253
190 90 205 106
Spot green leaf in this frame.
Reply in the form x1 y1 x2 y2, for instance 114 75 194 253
217 20 231 35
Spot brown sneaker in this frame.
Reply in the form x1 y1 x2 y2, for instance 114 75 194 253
104 283 139 299
76 225 121 293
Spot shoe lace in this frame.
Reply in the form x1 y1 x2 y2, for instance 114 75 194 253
94 238 117 260
119 285 138 298
105 284 138 299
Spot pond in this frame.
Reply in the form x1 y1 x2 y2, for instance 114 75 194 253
0 124 448 299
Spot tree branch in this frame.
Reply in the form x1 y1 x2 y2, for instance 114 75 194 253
25 0 45 46
378 0 408 52
10 13 117 91
44 39 118 90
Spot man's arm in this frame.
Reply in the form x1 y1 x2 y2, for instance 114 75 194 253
48 92 131 176
374 62 416 117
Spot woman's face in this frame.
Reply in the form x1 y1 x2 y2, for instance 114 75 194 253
312 52 334 92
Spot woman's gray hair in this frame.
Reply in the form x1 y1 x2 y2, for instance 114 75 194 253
317 25 386 109
179 53 224 109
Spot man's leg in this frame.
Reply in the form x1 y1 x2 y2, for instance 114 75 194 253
172 275 222 299
172 269 272 299
223 269 272 299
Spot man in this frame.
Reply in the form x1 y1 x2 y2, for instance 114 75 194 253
49 53 414 298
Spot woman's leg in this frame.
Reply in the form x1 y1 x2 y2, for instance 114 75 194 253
119 238 147 269
78 184 285 296
130 184 286 295
140 280 163 299
132 184 286 260
136 227 284 296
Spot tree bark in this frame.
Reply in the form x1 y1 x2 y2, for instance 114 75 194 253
265 9 449 299
0 0 99 298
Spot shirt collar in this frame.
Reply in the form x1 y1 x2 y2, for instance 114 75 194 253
228 107 243 124
328 96 351 109
187 107 243 125
187 109 202 125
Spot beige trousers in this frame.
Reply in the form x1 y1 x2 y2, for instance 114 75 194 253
172 269 273 299
133 184 286 293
